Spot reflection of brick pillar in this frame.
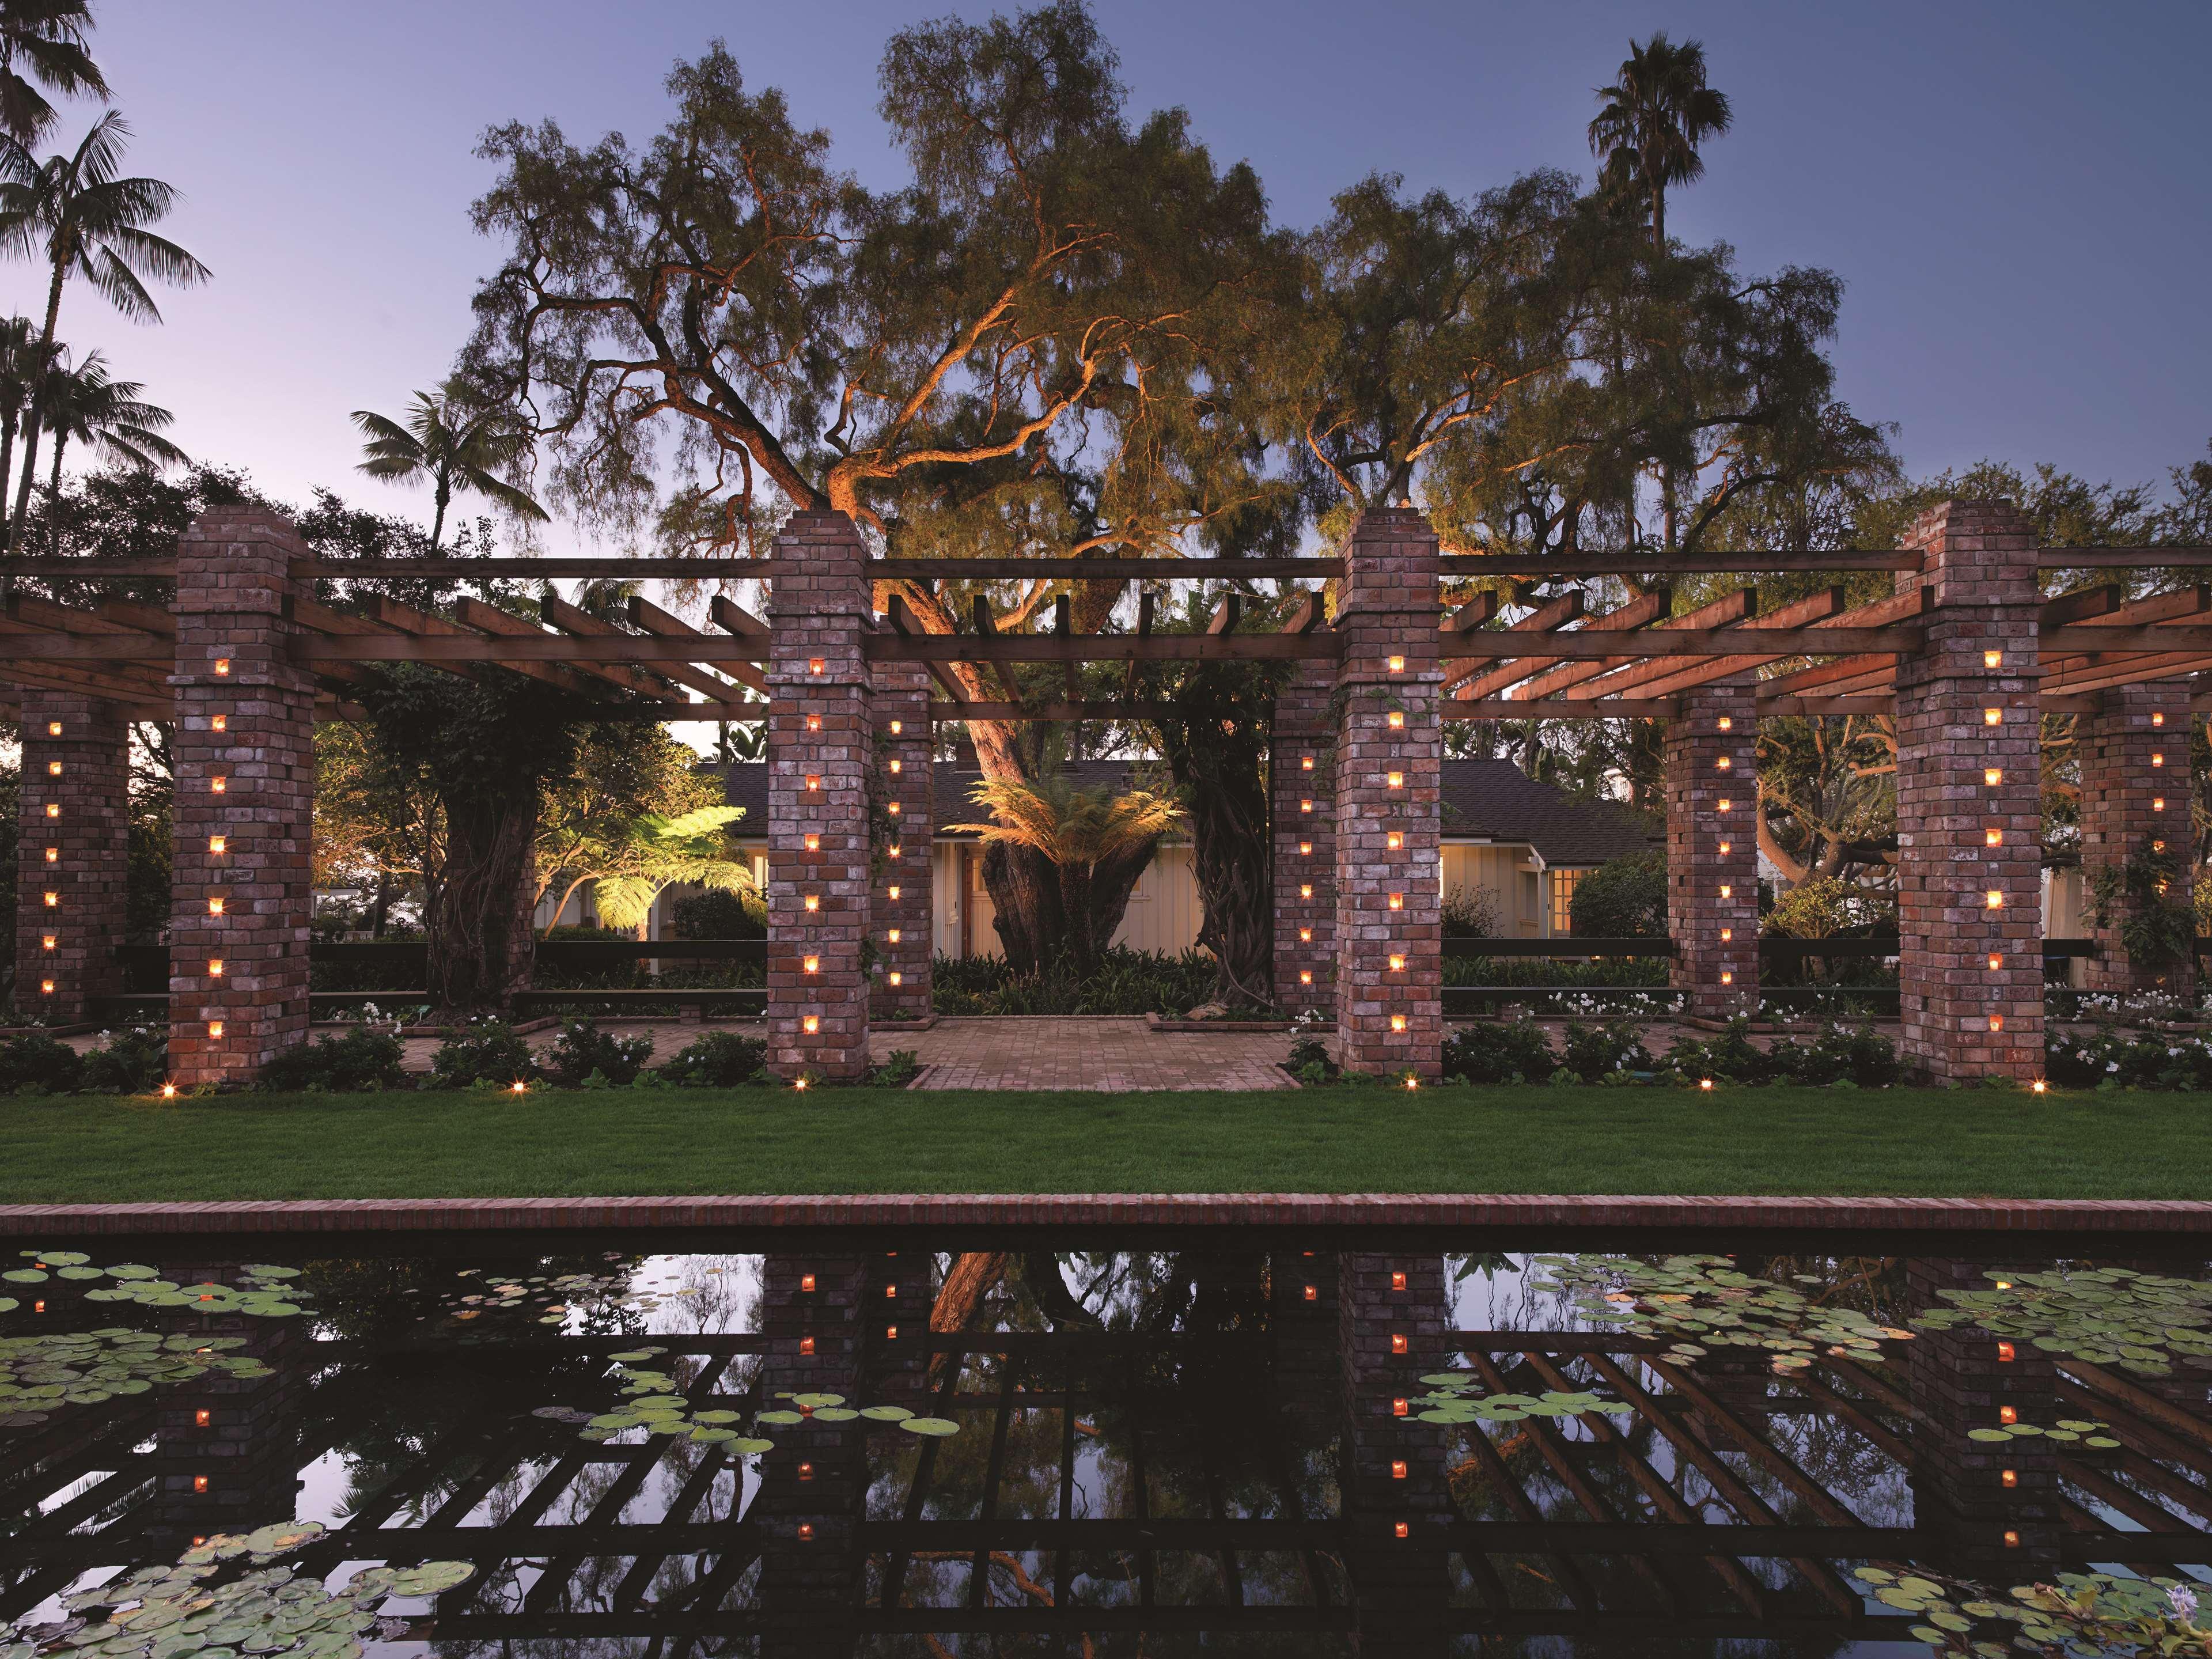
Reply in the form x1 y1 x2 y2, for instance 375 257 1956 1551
767 512 872 1080
1666 681 1759 1020
1906 1258 2060 1575
756 1255 867 1658
1272 1249 1339 1434
1272 657 1335 1013
1338 1251 1449 1656
1332 509 1442 1079
870 657 931 1021
1895 502 2044 1084
16 691 130 1022
147 1304 308 1547
169 510 315 1086
2079 682 2196 999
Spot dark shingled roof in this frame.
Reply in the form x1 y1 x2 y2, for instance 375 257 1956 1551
706 756 1657 868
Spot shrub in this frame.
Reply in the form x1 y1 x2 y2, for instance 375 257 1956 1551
931 947 1221 1017
259 1028 408 1093
2047 1027 2212 1091
1559 1019 1652 1082
671 887 766 940
543 1018 655 1087
1442 884 1502 938
656 1029 770 1088
1567 849 1666 939
1442 1020 1556 1084
1660 1017 1776 1084
871 1048 921 1088
1775 1021 1901 1087
79 1028 168 1093
431 1021 541 1088
0 1031 82 1094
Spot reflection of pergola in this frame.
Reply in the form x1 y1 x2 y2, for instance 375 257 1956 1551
3 1249 2210 1656
5 499 2211 1083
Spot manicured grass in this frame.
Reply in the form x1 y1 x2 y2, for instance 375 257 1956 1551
0 1083 2203 1203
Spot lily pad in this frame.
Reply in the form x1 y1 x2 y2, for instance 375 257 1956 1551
897 1416 961 1436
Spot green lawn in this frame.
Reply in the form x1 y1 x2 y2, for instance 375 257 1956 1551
0 1084 2202 1203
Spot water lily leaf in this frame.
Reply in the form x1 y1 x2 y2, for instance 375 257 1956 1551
688 1426 738 1442
756 1410 803 1426
897 1416 960 1436
378 1563 474 1598
859 1406 913 1422
790 1393 846 1408
809 1407 859 1422
244 1523 324 1557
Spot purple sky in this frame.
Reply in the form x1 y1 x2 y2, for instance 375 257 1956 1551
7 0 2208 553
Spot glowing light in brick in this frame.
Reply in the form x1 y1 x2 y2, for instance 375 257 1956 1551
805 774 820 791
1720 971 1734 985
47 760 60 775
209 897 224 915
1389 1014 1407 1032
208 960 224 978
2153 752 2165 767
39 979 52 994
1983 650 2001 669
40 934 54 950
1717 715 1732 730
1387 831 1403 849
1984 768 2002 786
1391 1460 1408 1479
888 757 902 772
1298 927 1312 942
888 843 902 858
2154 797 2168 811
803 956 819 974
803 1016 820 1034
2153 711 2166 726
207 1021 224 1038
1717 840 1731 855
888 884 900 900
43 803 57 817
210 776 226 793
1388 892 1403 910
1386 771 1403 789
1986 828 2003 846
1715 756 1731 770
1300 884 1313 899
1717 798 1732 812
804 894 819 912
1388 954 1405 971
890 719 903 735
1389 1334 1408 1354
801 1274 816 1292
1985 890 2003 909
1392 1396 1408 1415
1391 1271 1407 1290
1301 755 1314 771
1299 969 1313 985
1988 953 2003 971
1997 1342 2016 1362
1298 840 1312 855
2000 1406 2018 1425
1984 707 2002 725
1395 1521 1411 1539
1988 1014 2002 1031
887 929 901 944
41 891 56 907
805 833 821 851
2001 1469 2018 1487
211 715 226 732
1387 710 1404 729
808 658 824 675
1387 656 1405 673
43 846 56 863
888 801 900 815
1718 884 1732 898
806 714 821 732
1719 928 1732 942
1300 798 1313 813
214 658 230 676
46 721 60 736
210 836 226 854
888 971 902 987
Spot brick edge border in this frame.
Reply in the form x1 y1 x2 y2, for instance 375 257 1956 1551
1 1194 2207 1236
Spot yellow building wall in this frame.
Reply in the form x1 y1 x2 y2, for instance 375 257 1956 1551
1440 843 1548 937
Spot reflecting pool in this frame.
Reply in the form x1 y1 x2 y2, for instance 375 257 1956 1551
4 1230 2211 1654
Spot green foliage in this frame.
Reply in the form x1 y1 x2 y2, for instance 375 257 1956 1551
1661 1017 1897 1086
430 1020 540 1088
2088 838 2196 971
0 1029 79 1093
1441 885 1501 938
78 1027 166 1093
671 887 764 941
259 1028 408 1094
654 1030 770 1088
1445 954 1670 988
870 1049 921 1088
1567 850 1668 938
542 1018 654 1088
931 947 1221 1017
1559 1019 1652 1081
2047 1027 2212 1091
1442 1020 1557 1085
1763 876 1892 938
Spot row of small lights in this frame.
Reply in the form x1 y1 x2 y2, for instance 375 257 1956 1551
200 659 234 1052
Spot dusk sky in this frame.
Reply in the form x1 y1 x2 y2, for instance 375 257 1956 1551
7 1 2209 553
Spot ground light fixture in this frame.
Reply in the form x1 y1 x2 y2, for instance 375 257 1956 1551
510 1081 527 1094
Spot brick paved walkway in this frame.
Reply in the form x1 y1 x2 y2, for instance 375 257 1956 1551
874 1017 1291 1091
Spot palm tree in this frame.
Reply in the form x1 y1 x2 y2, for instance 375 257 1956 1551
1587 33 1733 253
0 109 208 543
0 1 102 147
0 311 41 532
351 381 548 551
33 346 184 547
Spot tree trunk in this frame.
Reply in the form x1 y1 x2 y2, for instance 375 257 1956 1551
8 253 67 551
44 426 65 554
980 839 1064 974
0 407 18 546
425 789 539 1013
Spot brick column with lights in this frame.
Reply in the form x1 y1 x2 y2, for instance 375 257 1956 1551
1665 679 1759 1021
2077 681 2196 1001
1893 501 2044 1084
766 511 873 1081
870 657 931 1020
168 509 315 1086
1338 1250 1451 1655
1272 655 1336 1013
15 691 130 1023
1332 507 1442 1079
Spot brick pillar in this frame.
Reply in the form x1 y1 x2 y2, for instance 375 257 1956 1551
870 657 931 1021
168 509 315 1086
1332 508 1442 1079
755 1253 867 1658
147 1301 309 1548
1338 1251 1450 1656
1894 501 2043 1084
15 691 130 1023
2078 682 2196 1000
1665 680 1759 1021
766 512 872 1081
1907 1258 2061 1576
1272 657 1336 1013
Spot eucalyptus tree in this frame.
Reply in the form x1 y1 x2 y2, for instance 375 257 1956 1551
465 3 1286 964
0 0 103 147
0 110 207 545
1587 32 1732 254
350 380 548 551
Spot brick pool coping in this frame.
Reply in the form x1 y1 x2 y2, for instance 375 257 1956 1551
0 1194 2207 1236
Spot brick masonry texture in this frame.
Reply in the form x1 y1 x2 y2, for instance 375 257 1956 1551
2077 680 2196 998
1272 656 1336 1014
1893 502 2045 1083
1666 681 1760 1020
3 1192 2207 1236
870 657 933 1021
767 513 874 1080
15 690 130 1022
1332 508 1443 1078
168 510 315 1085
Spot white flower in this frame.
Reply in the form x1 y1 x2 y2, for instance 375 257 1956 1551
2108 1060 2121 1072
